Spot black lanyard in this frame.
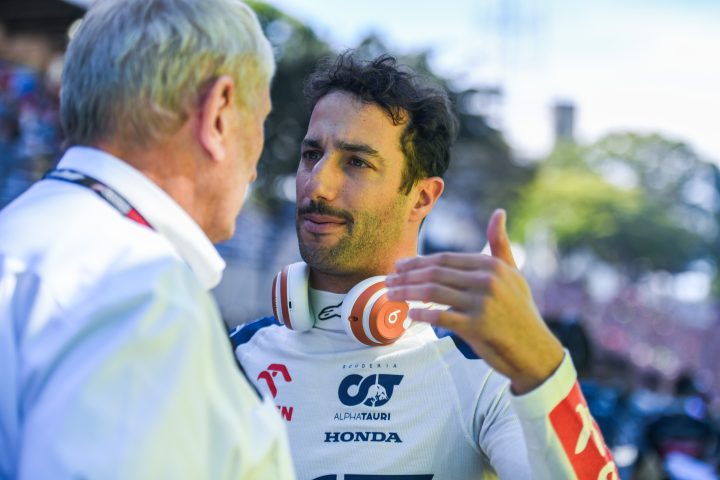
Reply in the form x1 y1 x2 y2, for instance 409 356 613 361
43 169 153 229
44 168 260 397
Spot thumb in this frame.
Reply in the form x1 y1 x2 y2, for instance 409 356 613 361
487 208 517 268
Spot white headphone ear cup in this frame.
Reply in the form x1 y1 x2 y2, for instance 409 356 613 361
272 262 314 332
272 270 282 324
341 276 410 346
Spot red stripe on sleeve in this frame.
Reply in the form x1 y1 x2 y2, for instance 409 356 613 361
548 382 619 479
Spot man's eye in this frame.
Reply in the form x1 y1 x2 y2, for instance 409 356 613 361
301 150 321 161
348 157 368 168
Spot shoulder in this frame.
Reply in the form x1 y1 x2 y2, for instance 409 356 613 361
1 179 164 249
229 316 281 349
433 325 481 360
1 182 184 305
430 325 509 404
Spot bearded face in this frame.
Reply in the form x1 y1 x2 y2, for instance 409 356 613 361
295 91 414 280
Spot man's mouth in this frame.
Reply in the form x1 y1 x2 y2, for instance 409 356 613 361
301 213 347 234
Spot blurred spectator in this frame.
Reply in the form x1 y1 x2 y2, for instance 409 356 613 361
547 315 635 446
546 313 720 478
0 60 62 209
546 313 593 378
0 100 19 200
546 314 647 477
633 371 720 480
631 371 674 418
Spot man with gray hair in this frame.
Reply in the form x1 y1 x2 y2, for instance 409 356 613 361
0 0 295 478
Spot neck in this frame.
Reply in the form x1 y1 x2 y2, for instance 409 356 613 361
308 244 418 293
93 138 208 235
308 287 346 331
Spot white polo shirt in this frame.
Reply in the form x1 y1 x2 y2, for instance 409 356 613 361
0 147 295 479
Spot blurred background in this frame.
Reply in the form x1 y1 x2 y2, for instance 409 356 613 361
1 1 719 477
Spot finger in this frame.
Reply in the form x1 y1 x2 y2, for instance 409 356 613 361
387 283 476 311
487 208 517 269
409 307 470 334
386 266 493 292
395 252 497 273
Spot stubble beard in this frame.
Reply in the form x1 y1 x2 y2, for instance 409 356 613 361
297 197 408 277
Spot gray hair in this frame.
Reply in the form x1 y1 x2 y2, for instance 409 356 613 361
61 0 275 148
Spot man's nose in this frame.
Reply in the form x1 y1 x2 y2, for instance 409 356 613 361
304 156 340 202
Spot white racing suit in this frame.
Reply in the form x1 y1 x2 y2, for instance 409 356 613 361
233 291 617 480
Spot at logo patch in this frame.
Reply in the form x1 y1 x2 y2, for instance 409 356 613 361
338 374 403 407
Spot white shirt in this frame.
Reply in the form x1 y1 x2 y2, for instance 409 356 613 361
0 147 296 479
234 289 618 480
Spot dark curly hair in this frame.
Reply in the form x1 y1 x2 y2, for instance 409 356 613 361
303 52 458 194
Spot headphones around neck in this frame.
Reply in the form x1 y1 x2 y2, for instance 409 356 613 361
271 262 411 346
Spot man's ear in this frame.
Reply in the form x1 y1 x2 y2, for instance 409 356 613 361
197 75 235 162
409 176 444 222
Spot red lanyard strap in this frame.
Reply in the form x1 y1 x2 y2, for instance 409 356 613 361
43 169 153 229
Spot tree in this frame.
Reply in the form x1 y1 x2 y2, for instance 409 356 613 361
512 134 716 276
248 5 530 231
351 34 534 243
247 1 331 212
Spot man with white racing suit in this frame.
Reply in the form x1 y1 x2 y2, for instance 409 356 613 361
233 52 618 480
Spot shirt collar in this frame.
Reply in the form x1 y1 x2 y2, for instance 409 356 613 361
308 287 347 332
308 285 442 340
57 146 225 289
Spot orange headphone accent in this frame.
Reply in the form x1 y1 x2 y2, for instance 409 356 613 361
271 262 411 346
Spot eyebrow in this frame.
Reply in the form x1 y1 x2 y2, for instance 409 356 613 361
302 138 383 160
302 138 322 149
337 141 381 158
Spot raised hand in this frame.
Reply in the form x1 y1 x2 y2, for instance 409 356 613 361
386 208 564 394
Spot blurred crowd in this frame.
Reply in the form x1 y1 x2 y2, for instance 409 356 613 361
548 316 720 479
1 59 718 480
0 60 62 209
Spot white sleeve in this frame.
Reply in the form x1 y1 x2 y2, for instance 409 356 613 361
510 352 619 480
14 259 295 480
474 370 534 478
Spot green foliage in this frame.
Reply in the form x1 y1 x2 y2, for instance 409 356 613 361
247 1 331 211
448 92 529 217
246 8 528 220
512 134 715 275
354 38 530 229
352 35 529 215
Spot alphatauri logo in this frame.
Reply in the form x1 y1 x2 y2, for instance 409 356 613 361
338 374 403 407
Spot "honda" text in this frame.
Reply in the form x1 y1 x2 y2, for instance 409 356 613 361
323 431 402 443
